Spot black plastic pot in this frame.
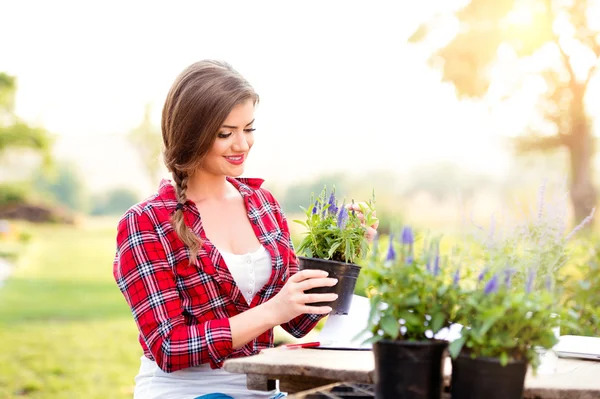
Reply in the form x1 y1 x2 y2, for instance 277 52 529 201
451 352 528 399
298 256 360 315
373 339 448 399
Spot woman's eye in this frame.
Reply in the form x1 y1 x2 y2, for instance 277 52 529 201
218 132 232 139
244 128 256 133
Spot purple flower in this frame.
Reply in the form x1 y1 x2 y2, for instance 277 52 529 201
312 201 318 214
337 206 348 230
401 226 414 245
478 267 489 282
484 274 499 294
385 234 396 261
406 255 413 265
328 191 338 215
453 267 460 285
504 267 516 288
433 255 440 276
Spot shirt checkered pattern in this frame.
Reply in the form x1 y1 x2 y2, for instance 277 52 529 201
113 177 324 372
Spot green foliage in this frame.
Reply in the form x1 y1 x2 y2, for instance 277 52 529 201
450 181 592 372
361 228 461 343
293 186 377 264
0 72 53 166
0 182 31 207
91 188 140 216
33 161 90 213
563 244 600 337
128 103 162 184
450 286 559 371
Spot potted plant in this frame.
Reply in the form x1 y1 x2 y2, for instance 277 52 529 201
360 226 461 399
293 186 377 315
449 181 594 399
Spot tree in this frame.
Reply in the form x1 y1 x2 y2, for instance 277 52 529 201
410 0 599 224
90 187 140 216
128 103 163 185
33 161 90 213
0 73 52 165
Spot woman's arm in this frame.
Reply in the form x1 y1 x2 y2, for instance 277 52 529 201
229 269 337 348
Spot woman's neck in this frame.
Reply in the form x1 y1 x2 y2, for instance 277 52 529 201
185 171 233 202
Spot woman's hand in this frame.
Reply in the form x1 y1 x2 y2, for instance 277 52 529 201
346 202 379 242
265 269 338 326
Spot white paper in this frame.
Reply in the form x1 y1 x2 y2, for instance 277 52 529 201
554 335 600 360
317 295 464 350
317 294 373 349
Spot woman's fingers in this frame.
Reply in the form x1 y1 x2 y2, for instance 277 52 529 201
303 293 339 304
297 276 338 292
289 269 329 283
299 305 333 315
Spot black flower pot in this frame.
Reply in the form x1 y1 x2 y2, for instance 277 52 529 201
297 256 360 315
451 352 528 399
373 339 448 399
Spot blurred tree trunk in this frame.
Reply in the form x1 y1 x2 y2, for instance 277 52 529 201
568 85 596 222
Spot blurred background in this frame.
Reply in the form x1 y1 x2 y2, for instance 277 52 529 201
1 0 600 397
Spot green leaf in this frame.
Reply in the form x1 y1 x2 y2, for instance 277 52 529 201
361 334 384 345
399 311 420 326
499 351 508 366
380 315 400 339
430 312 445 333
448 335 466 359
328 242 341 258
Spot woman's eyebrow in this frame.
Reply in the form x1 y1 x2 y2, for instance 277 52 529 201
221 119 255 129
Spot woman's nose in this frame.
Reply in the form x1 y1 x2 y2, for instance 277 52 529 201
232 132 250 151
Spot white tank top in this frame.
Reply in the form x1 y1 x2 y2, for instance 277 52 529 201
218 244 272 304
132 245 275 399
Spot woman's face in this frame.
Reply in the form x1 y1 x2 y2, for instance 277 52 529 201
202 99 255 178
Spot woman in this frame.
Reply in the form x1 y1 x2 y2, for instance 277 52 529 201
113 60 375 399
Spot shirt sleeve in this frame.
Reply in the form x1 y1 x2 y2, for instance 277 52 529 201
270 197 327 338
113 211 234 372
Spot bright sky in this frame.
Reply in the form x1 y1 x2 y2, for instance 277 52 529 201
0 0 555 195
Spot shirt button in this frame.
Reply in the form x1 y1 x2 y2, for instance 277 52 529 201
248 290 252 294
247 260 252 264
249 269 254 273
250 280 254 284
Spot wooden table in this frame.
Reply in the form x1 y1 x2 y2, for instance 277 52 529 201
223 348 600 398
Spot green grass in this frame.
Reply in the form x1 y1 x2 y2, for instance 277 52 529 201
0 219 141 399
0 218 313 399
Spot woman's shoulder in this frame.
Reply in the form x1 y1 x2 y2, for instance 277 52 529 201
116 180 177 230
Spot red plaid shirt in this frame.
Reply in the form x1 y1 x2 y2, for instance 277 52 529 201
113 177 323 372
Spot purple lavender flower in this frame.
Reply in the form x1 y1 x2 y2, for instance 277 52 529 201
337 206 348 230
312 200 318 215
433 255 440 276
504 267 516 288
478 267 489 282
484 274 499 294
401 226 414 245
385 235 396 261
328 191 338 215
406 255 413 265
453 267 460 285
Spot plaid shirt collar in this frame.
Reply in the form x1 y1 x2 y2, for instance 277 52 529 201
155 176 278 313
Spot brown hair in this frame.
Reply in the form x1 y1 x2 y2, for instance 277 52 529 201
161 60 259 264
